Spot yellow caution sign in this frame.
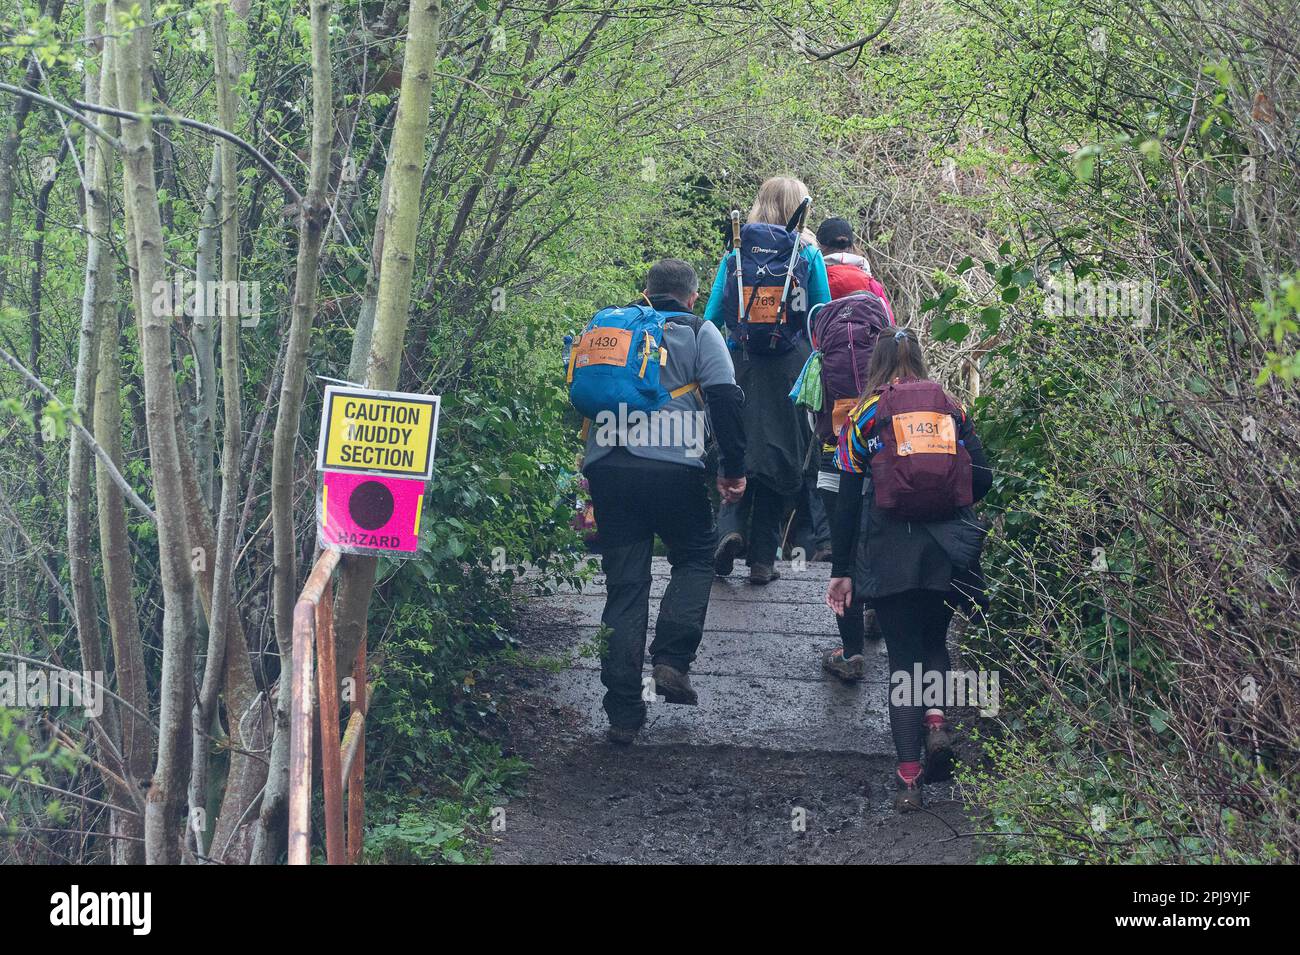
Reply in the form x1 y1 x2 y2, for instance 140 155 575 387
317 384 440 479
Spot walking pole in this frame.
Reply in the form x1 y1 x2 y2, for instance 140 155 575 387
779 432 820 558
730 209 744 334
772 196 812 350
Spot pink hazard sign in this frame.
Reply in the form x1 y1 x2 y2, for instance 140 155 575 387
319 470 425 554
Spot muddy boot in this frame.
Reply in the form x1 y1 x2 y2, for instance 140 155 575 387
924 715 955 782
606 720 643 745
894 767 924 812
713 532 745 577
821 647 866 682
748 564 781 585
650 663 698 705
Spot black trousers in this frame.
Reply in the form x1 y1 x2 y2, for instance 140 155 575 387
586 452 716 728
873 590 955 763
715 480 786 567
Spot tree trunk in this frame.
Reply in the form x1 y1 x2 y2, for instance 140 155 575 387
334 0 444 682
110 0 197 865
255 0 333 865
193 149 221 507
191 0 246 860
72 0 137 860
93 32 152 864
0 0 65 305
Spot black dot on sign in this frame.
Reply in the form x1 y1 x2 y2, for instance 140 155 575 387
349 480 394 530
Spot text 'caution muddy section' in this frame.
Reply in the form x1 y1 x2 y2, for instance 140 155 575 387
315 384 441 557
317 384 440 479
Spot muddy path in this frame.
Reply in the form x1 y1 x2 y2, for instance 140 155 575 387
486 559 979 864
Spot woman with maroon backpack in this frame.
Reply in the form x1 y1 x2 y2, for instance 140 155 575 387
825 328 992 811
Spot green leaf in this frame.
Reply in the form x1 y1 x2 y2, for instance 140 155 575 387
1071 144 1102 180
1148 709 1169 734
934 321 970 343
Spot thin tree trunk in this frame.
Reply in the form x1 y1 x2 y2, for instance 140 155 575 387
0 0 66 305
29 137 68 630
110 0 197 865
254 0 333 865
191 0 245 859
193 150 221 507
71 0 133 860
95 308 153 865
334 0 444 683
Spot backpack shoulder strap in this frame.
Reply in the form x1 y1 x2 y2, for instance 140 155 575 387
660 310 703 332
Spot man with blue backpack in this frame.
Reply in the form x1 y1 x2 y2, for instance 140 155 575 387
572 259 746 744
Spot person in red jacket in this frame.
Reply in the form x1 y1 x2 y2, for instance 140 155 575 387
816 217 896 324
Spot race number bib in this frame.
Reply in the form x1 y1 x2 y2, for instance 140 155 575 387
891 411 956 455
573 328 633 368
745 287 783 324
831 397 860 434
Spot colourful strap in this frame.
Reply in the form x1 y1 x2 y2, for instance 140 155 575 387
669 382 700 401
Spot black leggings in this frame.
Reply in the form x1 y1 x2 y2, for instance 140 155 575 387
818 487 866 655
873 590 955 763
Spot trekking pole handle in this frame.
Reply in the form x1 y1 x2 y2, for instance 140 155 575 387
784 196 812 233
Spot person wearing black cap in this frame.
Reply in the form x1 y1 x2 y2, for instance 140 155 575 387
816 218 895 323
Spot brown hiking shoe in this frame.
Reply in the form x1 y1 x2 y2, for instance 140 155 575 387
606 722 642 745
714 532 745 577
894 774 924 812
651 664 698 705
925 719 955 782
821 647 866 682
748 564 781 585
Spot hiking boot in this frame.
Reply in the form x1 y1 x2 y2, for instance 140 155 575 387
821 647 866 682
894 773 924 812
748 564 781 585
651 664 698 705
714 532 745 577
606 721 642 745
925 719 955 782
811 546 833 563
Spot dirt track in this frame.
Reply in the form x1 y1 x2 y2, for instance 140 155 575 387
488 559 978 864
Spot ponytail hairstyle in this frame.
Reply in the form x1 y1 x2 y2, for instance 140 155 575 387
863 327 928 395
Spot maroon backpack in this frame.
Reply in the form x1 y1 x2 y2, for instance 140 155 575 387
810 292 893 442
868 379 973 520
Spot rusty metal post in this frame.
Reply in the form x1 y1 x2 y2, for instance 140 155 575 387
287 548 341 865
347 637 367 863
287 601 316 865
316 577 344 865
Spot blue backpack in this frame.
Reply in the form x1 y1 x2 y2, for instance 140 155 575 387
719 222 811 354
567 304 699 421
